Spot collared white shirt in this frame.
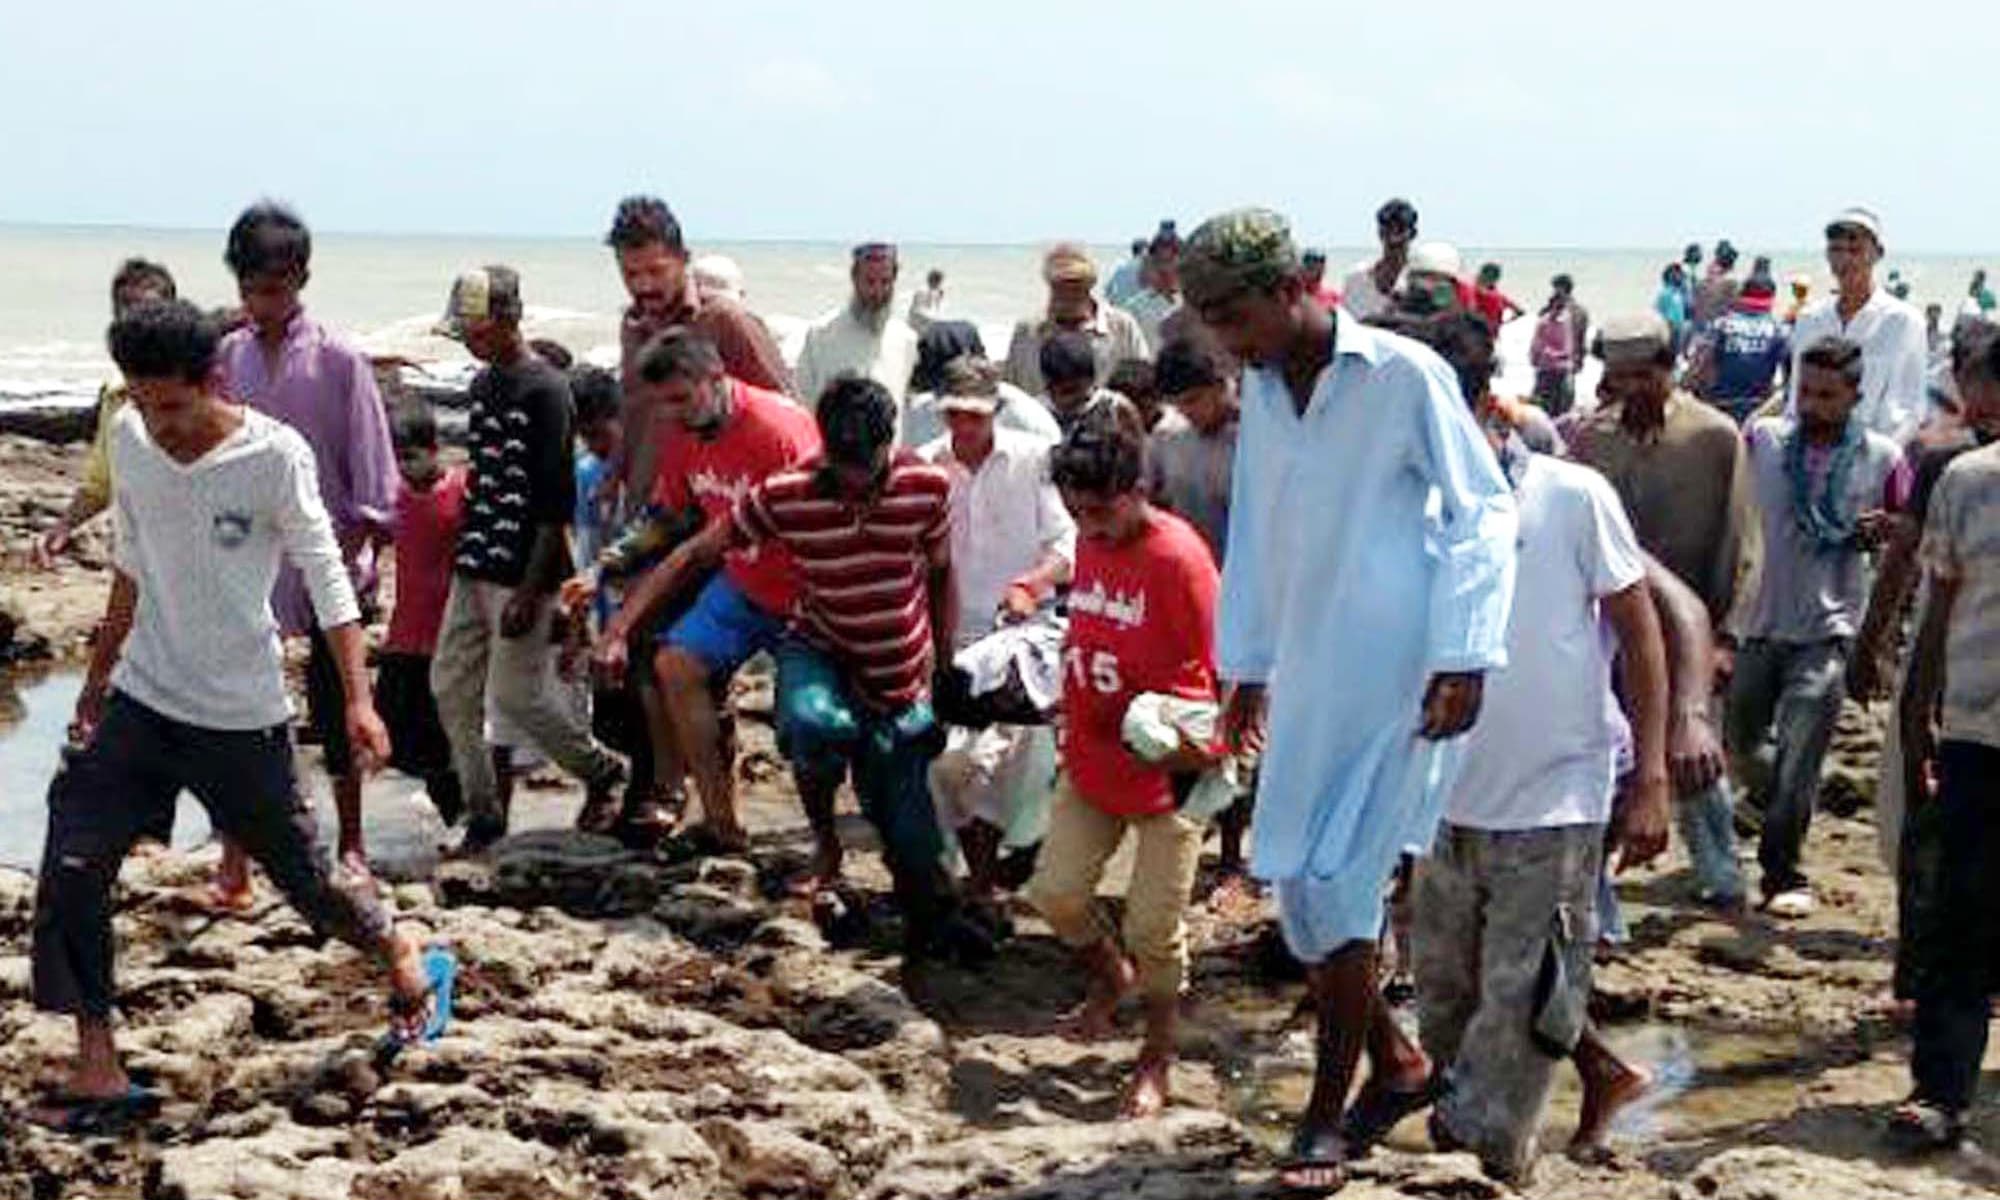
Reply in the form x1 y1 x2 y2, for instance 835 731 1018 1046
1787 286 1928 443
794 302 920 413
919 427 1077 646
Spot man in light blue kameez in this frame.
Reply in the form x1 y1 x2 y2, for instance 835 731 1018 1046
1183 210 1519 1193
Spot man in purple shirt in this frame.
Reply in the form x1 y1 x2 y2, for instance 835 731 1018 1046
210 203 399 903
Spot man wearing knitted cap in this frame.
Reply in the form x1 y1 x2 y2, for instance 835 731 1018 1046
1184 207 1519 1192
1787 207 1928 444
1000 242 1151 397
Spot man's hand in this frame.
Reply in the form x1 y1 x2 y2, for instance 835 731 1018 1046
1854 509 1898 552
1221 684 1268 756
1712 642 1736 690
592 629 631 688
997 583 1039 624
33 521 73 570
499 588 545 640
1609 770 1672 873
68 683 107 749
1667 706 1726 793
1901 706 1939 811
1418 672 1485 740
344 700 391 776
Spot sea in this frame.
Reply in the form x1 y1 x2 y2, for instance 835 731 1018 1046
2 222 1993 409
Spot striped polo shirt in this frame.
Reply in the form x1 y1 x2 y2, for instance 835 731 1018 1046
732 452 953 707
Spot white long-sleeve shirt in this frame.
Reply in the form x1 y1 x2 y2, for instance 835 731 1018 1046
1787 287 1928 444
110 406 359 730
920 428 1076 647
793 302 919 414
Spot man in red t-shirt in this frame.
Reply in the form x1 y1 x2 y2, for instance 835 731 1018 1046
1471 262 1525 333
596 376 988 962
1026 403 1222 1119
594 328 818 852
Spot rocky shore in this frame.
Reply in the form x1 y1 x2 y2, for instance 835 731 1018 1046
2 437 1997 1199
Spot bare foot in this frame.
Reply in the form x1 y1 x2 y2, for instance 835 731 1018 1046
337 848 375 890
1122 1052 1173 1118
1062 952 1136 1042
1572 1060 1653 1154
180 877 256 915
1208 872 1264 919
385 934 434 1041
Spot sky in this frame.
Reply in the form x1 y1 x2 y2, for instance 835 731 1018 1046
4 0 1997 250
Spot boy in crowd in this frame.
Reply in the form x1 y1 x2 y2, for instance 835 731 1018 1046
31 300 446 1134
375 401 467 827
1028 405 1222 1119
210 202 399 902
1728 337 1907 917
429 267 624 853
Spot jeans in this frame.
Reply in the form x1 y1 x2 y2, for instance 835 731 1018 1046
1909 741 2000 1112
1725 637 1847 894
33 694 391 1018
1677 777 1745 901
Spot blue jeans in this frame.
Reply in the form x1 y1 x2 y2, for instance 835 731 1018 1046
1677 777 1745 902
1725 637 1847 895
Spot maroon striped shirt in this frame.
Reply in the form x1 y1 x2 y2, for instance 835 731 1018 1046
732 453 952 707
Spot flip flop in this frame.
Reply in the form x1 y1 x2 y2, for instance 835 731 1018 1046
28 1083 161 1138
1339 1073 1443 1153
1278 1125 1349 1196
384 947 458 1053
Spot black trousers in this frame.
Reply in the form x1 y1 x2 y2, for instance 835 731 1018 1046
32 694 391 1019
1908 740 2000 1111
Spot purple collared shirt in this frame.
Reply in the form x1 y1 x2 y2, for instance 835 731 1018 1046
219 310 398 636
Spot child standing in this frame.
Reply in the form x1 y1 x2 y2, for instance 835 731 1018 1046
377 401 467 827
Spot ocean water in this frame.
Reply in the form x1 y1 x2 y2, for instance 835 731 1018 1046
3 223 1992 408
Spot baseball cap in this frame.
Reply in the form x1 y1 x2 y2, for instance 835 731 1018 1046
435 266 523 339
1824 206 1883 247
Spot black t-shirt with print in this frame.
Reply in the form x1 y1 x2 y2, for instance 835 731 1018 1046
455 357 575 586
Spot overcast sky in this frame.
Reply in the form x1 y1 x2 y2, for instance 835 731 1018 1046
5 0 1995 250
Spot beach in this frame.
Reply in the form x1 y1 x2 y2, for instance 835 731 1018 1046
2 426 1997 1198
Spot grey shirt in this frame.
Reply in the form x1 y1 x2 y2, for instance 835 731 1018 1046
1146 408 1237 563
1739 415 1906 642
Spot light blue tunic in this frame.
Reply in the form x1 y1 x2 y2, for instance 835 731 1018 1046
1219 318 1518 951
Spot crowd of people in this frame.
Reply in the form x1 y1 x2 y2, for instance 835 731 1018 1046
16 193 1998 1194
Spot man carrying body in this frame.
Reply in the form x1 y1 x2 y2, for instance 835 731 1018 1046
598 378 985 960
1566 314 1754 909
1002 243 1150 396
795 242 920 415
593 328 821 859
1340 198 1419 321
211 203 399 902
429 268 625 852
919 380 1075 901
1728 337 1907 917
1788 208 1927 445
31 299 445 1134
1183 208 1518 1192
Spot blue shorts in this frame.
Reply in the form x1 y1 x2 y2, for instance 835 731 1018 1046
661 575 785 679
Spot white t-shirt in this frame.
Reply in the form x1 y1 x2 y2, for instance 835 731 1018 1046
1340 260 1400 320
1786 287 1928 444
1446 454 1645 831
110 406 360 730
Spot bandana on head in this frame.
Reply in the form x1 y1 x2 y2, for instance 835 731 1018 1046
1181 208 1300 309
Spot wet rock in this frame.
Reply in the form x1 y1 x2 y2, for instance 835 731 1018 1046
1346 1148 1506 1197
1675 1145 1993 1199
863 1110 1254 1199
0 404 94 445
349 1125 582 1199
654 882 765 946
0 592 50 665
701 1117 848 1198
0 869 34 940
492 830 636 914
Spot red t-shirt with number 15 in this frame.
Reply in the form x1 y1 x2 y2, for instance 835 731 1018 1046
1061 509 1221 817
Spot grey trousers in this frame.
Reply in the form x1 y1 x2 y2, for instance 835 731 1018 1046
431 577 621 827
1725 637 1847 894
1415 821 1603 1178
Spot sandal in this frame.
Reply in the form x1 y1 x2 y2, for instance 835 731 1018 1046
384 947 458 1052
1340 1073 1443 1153
1887 1098 1964 1153
1278 1124 1348 1196
28 1083 161 1138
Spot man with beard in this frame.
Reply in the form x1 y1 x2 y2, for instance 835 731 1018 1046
795 242 920 416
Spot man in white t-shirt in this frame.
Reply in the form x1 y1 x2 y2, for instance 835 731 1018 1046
30 300 447 1134
1787 207 1928 444
1409 427 1671 1182
1340 197 1418 320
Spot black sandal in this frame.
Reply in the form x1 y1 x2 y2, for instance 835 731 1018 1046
1339 1073 1443 1153
29 1084 161 1138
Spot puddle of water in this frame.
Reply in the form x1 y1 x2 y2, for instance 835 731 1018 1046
0 670 215 870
